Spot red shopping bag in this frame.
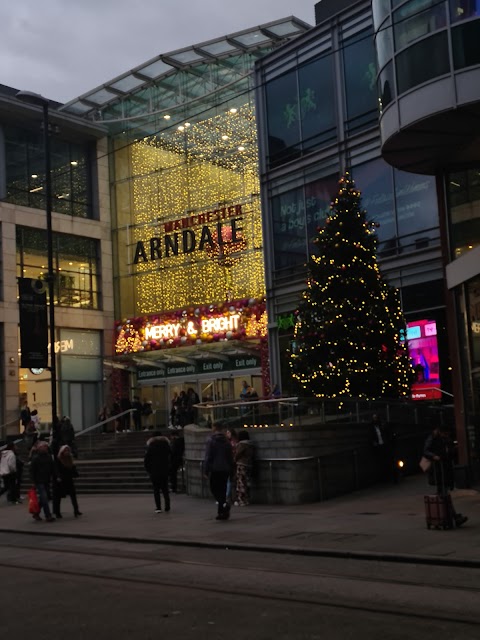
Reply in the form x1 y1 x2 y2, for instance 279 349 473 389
28 487 40 515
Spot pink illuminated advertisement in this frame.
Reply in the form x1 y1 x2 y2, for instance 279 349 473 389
407 319 441 401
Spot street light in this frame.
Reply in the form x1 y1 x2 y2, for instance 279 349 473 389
16 90 57 428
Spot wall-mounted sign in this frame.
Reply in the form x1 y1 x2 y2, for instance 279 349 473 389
133 205 245 264
407 319 441 401
137 354 261 380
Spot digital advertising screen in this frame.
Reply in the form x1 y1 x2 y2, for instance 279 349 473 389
406 319 441 401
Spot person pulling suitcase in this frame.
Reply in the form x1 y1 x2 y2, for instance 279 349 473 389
422 426 468 529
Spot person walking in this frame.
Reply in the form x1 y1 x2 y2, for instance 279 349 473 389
0 443 20 504
53 445 82 518
59 416 77 458
235 431 255 506
169 433 185 493
204 422 234 520
132 396 143 431
225 428 238 504
144 435 171 513
30 441 55 522
423 426 468 527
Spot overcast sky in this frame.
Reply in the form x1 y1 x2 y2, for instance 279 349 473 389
0 0 315 104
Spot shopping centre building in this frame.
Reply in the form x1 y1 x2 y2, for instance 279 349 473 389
58 18 311 427
253 0 480 464
3 2 479 465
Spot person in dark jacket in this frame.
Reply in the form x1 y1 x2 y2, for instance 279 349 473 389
30 441 55 522
132 396 143 431
169 433 185 493
204 422 234 520
53 445 82 518
144 436 171 513
423 426 468 527
59 416 77 457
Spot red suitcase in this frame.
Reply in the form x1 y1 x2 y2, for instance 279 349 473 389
424 494 454 530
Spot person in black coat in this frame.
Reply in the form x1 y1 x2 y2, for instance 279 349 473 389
169 433 185 493
423 426 468 527
144 436 171 513
53 445 82 518
204 422 234 520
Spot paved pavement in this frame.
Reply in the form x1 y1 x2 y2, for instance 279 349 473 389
1 474 480 565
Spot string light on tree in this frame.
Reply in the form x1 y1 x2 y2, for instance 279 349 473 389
290 172 413 400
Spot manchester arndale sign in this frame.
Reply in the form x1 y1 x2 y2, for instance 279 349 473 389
133 204 244 264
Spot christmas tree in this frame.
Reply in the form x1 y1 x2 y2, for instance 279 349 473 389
290 172 412 399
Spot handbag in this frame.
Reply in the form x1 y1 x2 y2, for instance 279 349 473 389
419 456 432 473
27 487 40 515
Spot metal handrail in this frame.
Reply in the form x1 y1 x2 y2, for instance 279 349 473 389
194 396 299 410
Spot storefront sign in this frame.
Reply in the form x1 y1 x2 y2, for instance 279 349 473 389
133 205 245 264
145 314 240 340
137 354 261 380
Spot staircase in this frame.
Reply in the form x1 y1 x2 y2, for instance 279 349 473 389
20 430 184 495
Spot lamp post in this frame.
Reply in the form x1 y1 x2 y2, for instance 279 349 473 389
16 90 57 428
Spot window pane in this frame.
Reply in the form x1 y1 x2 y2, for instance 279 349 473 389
344 30 379 131
450 0 480 22
394 0 447 50
448 168 480 258
396 32 450 93
305 174 338 256
4 125 92 218
266 71 301 166
16 227 100 309
352 159 396 255
452 20 480 69
378 61 395 110
298 53 336 150
394 169 439 250
272 187 307 270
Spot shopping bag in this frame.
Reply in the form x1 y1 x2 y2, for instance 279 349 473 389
419 456 432 473
28 487 40 515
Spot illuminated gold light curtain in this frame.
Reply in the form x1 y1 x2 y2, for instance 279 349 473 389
116 103 265 315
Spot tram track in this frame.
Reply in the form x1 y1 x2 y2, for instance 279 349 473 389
0 536 479 596
0 535 478 627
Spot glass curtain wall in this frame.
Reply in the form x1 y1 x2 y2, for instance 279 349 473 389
16 227 100 309
3 125 92 218
448 168 480 258
265 52 336 168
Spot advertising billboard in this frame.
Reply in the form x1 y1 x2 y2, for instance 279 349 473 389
407 319 441 401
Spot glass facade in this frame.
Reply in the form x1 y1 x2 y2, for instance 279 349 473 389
16 227 100 309
374 1 480 97
3 125 92 218
352 158 438 255
113 100 264 318
265 53 336 167
448 168 480 258
271 174 338 271
343 29 379 133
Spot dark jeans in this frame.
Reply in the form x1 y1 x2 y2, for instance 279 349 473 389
36 483 52 519
151 474 170 510
133 413 142 431
53 485 80 516
1 473 18 502
209 471 230 515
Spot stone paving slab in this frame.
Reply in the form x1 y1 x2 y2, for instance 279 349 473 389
1 475 479 564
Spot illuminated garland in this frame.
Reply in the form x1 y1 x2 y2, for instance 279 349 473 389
115 297 266 354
